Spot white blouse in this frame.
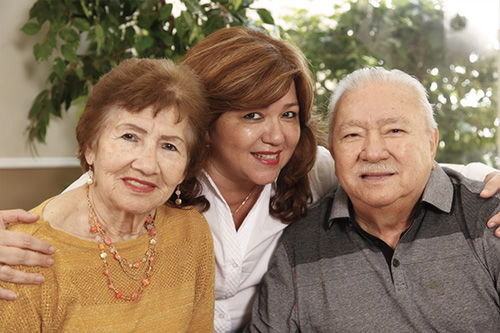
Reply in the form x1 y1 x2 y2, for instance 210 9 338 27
203 146 336 332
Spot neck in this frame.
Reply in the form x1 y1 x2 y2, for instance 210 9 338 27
205 160 255 191
205 164 264 231
353 202 418 249
88 187 153 242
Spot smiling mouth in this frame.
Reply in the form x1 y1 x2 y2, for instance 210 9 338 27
251 152 279 160
125 179 154 187
361 173 395 179
123 178 156 193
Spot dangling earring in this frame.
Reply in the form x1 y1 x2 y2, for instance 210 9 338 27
87 165 94 186
175 185 182 206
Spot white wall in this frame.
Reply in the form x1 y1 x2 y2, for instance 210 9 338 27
0 0 79 167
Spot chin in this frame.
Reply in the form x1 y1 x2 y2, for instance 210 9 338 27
361 196 398 208
120 199 157 214
252 172 281 186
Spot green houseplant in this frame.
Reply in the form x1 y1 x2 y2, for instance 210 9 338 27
21 0 277 144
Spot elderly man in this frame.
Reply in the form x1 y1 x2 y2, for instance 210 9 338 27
245 67 500 332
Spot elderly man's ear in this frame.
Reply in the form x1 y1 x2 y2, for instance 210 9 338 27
430 128 439 170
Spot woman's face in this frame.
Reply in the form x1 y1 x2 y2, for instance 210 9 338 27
85 106 189 215
207 82 301 187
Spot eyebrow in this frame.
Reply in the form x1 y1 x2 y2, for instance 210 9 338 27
338 117 408 130
118 123 147 134
283 102 300 109
117 123 185 143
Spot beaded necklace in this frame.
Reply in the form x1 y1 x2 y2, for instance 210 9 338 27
87 188 157 301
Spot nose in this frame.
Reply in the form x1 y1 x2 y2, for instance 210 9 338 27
131 143 160 175
261 119 285 146
360 132 390 162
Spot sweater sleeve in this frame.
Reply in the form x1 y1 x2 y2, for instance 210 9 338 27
0 214 60 331
244 241 299 333
0 269 44 332
186 216 216 332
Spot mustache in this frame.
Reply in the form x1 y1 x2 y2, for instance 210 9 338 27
358 163 398 175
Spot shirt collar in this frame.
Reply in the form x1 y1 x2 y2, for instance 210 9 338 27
199 169 275 205
327 162 454 229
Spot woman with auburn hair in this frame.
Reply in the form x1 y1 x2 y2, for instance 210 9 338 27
182 26 320 224
181 27 331 332
2 27 500 332
0 58 215 331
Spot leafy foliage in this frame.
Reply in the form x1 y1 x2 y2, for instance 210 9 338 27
284 0 498 165
22 0 499 165
21 0 275 144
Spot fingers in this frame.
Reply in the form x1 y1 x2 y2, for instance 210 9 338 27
0 209 39 229
0 210 52 301
0 230 55 256
0 240 54 267
0 286 18 301
482 172 500 238
0 265 44 284
481 172 500 198
0 265 45 301
487 211 500 227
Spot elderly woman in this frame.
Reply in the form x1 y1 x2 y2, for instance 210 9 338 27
0 58 215 331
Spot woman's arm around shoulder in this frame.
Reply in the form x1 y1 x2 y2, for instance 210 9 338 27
0 209 55 301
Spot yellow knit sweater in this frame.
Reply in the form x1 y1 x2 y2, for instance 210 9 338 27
0 200 215 332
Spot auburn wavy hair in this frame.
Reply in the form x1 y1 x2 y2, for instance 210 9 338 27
182 27 318 223
76 58 209 208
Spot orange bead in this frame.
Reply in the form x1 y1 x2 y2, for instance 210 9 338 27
98 244 105 250
115 291 123 299
131 293 139 301
104 237 112 246
134 261 141 268
141 279 150 286
104 270 110 276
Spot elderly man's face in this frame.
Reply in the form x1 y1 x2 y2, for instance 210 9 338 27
329 82 438 212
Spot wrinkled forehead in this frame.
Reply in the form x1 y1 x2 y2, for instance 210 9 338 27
336 82 419 115
90 105 184 144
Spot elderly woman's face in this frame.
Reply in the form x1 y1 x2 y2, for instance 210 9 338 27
85 106 189 215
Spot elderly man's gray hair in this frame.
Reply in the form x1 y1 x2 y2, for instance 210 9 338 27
327 67 438 144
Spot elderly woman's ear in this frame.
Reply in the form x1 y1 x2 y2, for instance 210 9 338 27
85 148 95 168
